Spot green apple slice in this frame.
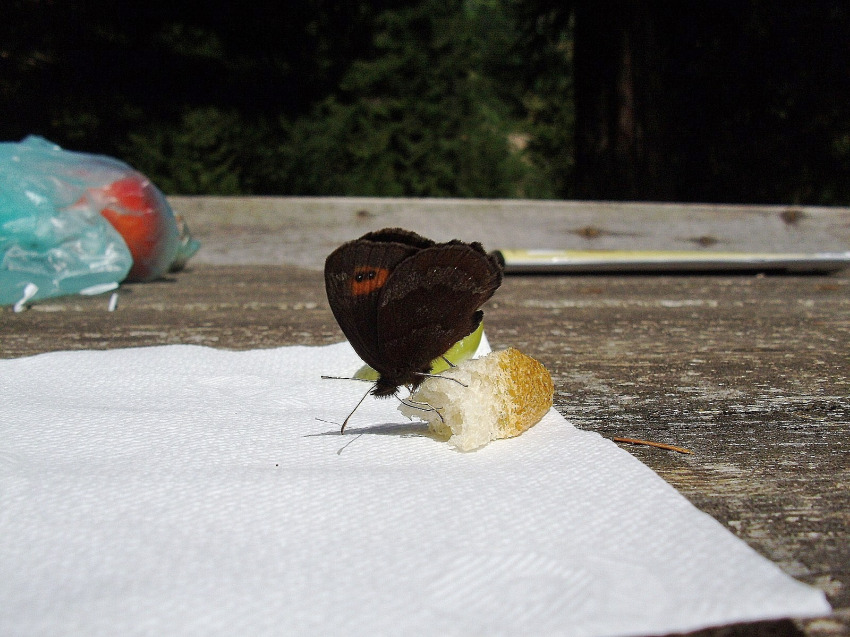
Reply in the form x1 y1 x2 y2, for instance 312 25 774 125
353 321 485 381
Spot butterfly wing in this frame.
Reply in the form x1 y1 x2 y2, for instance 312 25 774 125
358 227 435 249
374 241 503 389
324 231 432 375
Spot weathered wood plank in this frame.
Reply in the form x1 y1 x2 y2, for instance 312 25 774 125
168 196 850 270
3 197 848 634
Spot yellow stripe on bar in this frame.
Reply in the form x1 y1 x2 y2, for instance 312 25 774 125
493 249 850 273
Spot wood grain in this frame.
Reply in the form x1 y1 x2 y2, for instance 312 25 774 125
2 198 848 635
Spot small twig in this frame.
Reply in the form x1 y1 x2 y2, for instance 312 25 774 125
612 437 692 455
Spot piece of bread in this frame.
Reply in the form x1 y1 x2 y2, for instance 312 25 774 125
399 347 554 451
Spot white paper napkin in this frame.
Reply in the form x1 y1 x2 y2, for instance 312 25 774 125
0 341 830 636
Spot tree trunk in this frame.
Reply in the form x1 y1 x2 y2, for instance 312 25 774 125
573 1 671 200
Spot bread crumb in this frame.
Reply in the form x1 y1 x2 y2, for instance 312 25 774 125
399 348 553 451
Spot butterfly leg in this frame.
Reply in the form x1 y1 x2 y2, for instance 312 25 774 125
399 396 445 424
413 371 467 387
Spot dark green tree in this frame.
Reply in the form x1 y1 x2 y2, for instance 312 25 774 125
3 0 849 203
518 0 850 204
276 0 540 198
0 0 400 190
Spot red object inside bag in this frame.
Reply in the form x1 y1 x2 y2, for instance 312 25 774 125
94 175 179 282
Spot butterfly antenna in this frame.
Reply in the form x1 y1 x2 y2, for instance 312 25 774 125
322 375 373 383
340 386 372 434
441 355 456 368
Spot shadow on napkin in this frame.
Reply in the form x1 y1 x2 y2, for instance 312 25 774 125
308 420 437 439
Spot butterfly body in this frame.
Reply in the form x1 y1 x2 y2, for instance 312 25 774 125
324 228 503 397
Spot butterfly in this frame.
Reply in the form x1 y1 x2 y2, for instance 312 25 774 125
324 227 503 428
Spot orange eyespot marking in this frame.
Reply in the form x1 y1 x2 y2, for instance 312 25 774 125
349 266 390 296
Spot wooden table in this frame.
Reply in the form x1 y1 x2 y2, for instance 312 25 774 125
2 198 848 635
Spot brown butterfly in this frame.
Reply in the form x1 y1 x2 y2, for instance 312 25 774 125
324 228 503 429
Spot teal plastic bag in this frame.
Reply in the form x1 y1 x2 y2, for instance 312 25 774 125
1 136 195 307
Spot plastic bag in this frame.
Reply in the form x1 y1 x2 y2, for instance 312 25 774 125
1 136 198 307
